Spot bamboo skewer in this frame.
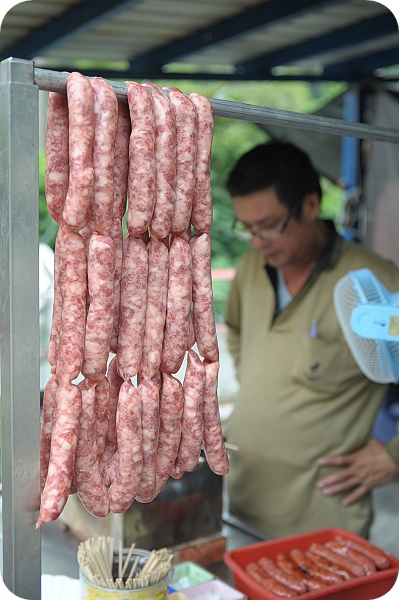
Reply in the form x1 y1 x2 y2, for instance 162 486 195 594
118 539 123 580
126 555 140 584
121 543 136 579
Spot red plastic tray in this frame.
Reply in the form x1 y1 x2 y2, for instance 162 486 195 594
224 528 399 600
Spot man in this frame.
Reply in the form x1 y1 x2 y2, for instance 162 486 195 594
223 140 399 539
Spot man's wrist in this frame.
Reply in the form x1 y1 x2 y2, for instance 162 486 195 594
386 436 399 468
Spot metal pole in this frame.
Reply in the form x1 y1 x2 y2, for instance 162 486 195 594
33 67 399 144
340 88 361 189
0 57 41 600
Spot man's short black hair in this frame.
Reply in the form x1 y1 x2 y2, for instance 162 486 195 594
226 140 322 210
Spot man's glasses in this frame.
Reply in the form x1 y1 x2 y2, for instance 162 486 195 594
232 202 300 241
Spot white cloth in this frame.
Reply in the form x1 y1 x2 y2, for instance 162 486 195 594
41 574 81 600
39 243 54 391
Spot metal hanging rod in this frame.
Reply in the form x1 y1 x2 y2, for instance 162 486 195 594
34 66 399 144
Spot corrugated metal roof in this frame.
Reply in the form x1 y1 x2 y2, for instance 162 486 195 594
0 0 398 83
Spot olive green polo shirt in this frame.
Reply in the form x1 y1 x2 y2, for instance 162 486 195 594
224 227 399 539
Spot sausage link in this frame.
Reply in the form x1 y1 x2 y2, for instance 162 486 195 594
89 77 118 236
189 93 214 233
80 225 93 258
246 563 298 597
56 226 87 381
290 549 341 585
306 550 351 581
140 237 169 378
36 381 82 527
174 349 205 476
63 72 94 230
155 373 184 494
326 540 377 575
126 82 156 235
334 536 391 570
117 235 148 380
40 374 59 492
135 377 160 503
113 101 130 222
109 219 123 353
190 232 219 362
187 309 196 350
102 451 119 488
100 356 123 472
203 361 229 475
309 543 365 577
161 236 192 374
47 230 62 368
108 102 130 353
45 92 69 224
258 557 307 593
109 380 143 513
144 83 176 240
276 553 328 592
82 233 116 381
94 376 110 462
167 87 197 234
75 379 110 518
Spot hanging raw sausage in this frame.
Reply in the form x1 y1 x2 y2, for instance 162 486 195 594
88 77 118 236
167 87 197 235
140 236 169 379
126 81 156 236
135 377 160 503
81 232 116 382
45 92 69 224
117 235 148 380
190 232 219 362
36 380 82 528
62 72 95 230
161 236 193 374
144 83 176 240
108 380 143 513
174 349 205 476
203 361 229 475
155 373 184 494
75 379 110 518
189 92 214 233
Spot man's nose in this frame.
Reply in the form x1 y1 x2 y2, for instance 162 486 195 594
251 234 270 248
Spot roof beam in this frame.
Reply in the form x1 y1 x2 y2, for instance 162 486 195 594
0 0 144 61
324 45 399 79
238 13 398 74
127 0 346 74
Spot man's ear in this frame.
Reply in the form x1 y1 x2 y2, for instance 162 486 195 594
302 192 320 220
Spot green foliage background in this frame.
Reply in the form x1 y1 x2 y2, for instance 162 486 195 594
39 79 346 318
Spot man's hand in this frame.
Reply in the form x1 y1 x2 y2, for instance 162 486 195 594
316 438 399 506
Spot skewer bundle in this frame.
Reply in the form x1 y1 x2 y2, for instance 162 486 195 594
77 536 173 590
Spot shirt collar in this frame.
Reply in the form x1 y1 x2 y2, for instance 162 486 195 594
314 220 344 272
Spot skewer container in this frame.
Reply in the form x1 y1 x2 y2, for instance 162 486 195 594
80 548 172 600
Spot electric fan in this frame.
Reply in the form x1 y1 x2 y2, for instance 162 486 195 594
333 268 399 384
